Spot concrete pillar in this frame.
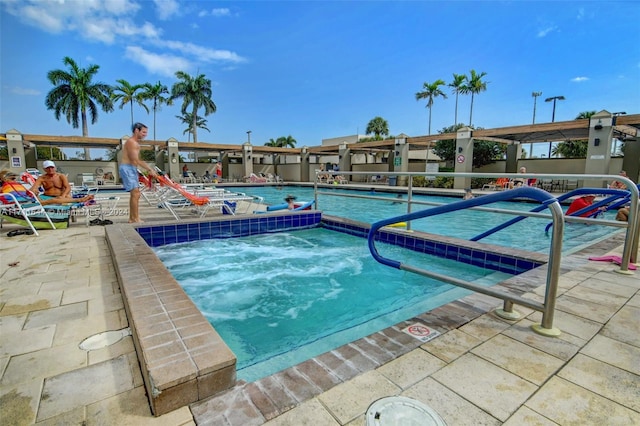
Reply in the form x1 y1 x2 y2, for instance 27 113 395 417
242 143 253 178
454 127 473 189
220 151 229 181
584 110 614 187
620 133 639 185
300 147 310 182
391 138 409 186
154 146 165 173
166 138 180 178
505 143 522 173
5 129 26 173
338 142 351 175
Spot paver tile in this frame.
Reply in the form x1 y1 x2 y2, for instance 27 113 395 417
0 291 62 317
526 376 640 425
432 353 537 422
601 304 640 347
581 334 640 375
402 377 500 426
263 398 339 426
376 348 445 389
503 406 557 426
0 378 43 426
0 324 55 357
23 302 87 329
318 370 400 424
1 342 87 386
471 334 564 385
557 353 640 411
37 354 135 422
421 328 482 362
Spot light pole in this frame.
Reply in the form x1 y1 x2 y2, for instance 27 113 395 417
532 91 542 124
545 95 565 122
246 130 252 144
531 91 542 158
545 96 564 158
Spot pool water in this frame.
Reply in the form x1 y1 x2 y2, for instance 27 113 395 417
229 186 621 254
155 228 510 382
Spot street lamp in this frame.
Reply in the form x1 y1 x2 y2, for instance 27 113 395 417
612 112 627 117
532 91 542 124
246 130 252 144
544 96 565 122
531 91 542 159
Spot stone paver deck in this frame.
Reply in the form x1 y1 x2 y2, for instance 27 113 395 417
0 191 638 425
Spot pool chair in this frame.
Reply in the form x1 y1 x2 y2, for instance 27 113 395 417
266 173 283 183
246 173 268 183
0 190 57 236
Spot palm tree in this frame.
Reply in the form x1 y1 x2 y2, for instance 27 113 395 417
459 70 488 127
365 117 389 139
279 135 297 148
45 56 113 159
575 111 596 119
415 80 447 135
169 71 217 143
141 81 170 140
176 112 209 142
448 73 466 126
264 136 297 148
112 79 149 128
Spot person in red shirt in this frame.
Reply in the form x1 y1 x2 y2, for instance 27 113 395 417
566 195 600 217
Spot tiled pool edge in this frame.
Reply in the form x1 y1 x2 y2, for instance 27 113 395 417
105 224 237 416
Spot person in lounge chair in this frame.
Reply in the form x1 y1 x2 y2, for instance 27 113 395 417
27 161 94 206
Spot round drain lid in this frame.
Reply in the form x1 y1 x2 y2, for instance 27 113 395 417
79 328 131 351
366 396 446 426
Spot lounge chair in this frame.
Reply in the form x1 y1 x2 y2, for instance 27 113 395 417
246 173 267 183
0 189 58 236
155 175 260 219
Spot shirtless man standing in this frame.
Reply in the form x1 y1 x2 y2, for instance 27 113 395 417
29 160 94 205
119 122 157 223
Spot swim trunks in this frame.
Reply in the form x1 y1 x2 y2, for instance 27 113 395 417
119 164 139 192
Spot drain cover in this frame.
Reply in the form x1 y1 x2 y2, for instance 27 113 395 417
79 328 131 351
366 396 446 426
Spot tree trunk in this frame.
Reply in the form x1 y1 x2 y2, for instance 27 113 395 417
81 109 91 160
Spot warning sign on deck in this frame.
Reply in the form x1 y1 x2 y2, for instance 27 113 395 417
401 323 441 342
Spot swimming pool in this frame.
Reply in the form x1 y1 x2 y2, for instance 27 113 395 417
228 185 621 254
155 227 512 382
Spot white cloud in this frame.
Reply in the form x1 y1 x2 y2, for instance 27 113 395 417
3 0 155 41
124 45 191 77
156 39 246 63
153 0 180 20
536 26 557 38
199 8 231 17
211 8 231 17
10 86 41 96
571 77 589 82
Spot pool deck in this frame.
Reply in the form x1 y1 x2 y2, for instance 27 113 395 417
0 189 638 425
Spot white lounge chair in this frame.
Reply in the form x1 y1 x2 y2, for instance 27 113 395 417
0 191 57 236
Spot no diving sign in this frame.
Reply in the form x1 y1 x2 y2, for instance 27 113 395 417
401 323 440 342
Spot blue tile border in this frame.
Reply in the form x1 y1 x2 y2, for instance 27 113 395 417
136 212 545 275
320 215 546 275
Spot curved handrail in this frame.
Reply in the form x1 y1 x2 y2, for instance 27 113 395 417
367 186 565 334
473 187 630 241
368 186 558 269
543 187 630 233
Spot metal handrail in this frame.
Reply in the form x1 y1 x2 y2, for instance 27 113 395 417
366 186 564 336
314 171 639 271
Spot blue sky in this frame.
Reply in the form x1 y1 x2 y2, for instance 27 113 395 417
1 0 639 157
